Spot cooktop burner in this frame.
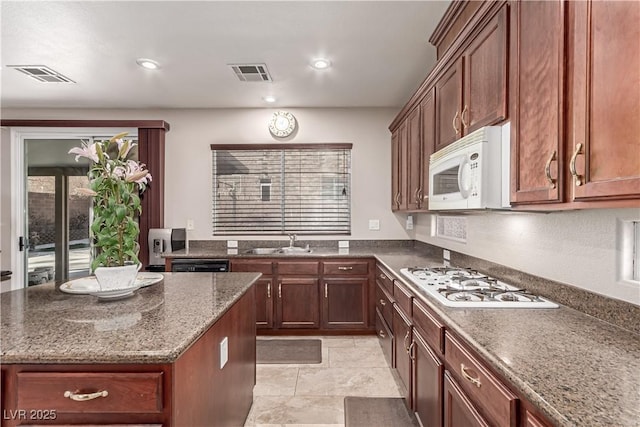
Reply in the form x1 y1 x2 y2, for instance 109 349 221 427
401 266 558 308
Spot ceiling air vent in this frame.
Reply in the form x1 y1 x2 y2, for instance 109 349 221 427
228 63 272 82
7 65 75 83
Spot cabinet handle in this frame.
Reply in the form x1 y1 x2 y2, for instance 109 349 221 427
338 266 353 271
324 283 328 298
452 111 461 134
396 192 402 207
379 299 386 306
460 363 482 388
278 283 282 298
461 105 469 129
569 143 584 186
64 390 108 401
403 330 411 352
379 273 387 280
267 282 271 298
544 150 557 189
413 188 421 206
408 341 416 360
378 329 386 338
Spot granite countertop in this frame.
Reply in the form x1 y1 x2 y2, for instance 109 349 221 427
0 272 260 364
164 246 390 259
374 253 640 427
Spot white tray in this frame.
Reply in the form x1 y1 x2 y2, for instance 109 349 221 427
60 272 164 295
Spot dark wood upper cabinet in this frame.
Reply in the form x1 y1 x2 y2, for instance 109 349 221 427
406 106 423 211
435 58 464 151
463 5 508 133
510 0 565 205
391 122 408 211
420 88 436 210
567 0 640 201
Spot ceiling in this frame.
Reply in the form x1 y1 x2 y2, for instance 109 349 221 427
1 1 450 110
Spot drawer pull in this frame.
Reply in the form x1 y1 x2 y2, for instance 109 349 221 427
403 330 411 352
338 266 353 271
278 283 282 298
64 390 109 401
378 329 386 338
460 363 482 388
325 283 328 298
379 299 386 306
379 273 387 280
267 282 271 298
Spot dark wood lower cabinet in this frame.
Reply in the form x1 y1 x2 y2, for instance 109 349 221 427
322 278 368 329
276 277 320 328
412 329 444 427
393 306 412 404
375 308 394 367
255 278 274 329
444 371 490 427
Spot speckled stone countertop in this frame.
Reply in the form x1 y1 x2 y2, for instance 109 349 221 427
0 272 260 364
374 253 640 427
166 246 640 427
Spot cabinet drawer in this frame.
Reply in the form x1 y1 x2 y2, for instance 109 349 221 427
323 260 369 275
375 264 394 294
444 332 517 427
277 261 319 275
231 259 274 275
412 298 445 355
393 279 413 317
16 372 164 414
375 282 394 328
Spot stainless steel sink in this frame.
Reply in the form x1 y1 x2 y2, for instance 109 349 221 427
245 246 312 255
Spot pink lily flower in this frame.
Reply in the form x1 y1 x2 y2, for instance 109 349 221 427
68 141 99 163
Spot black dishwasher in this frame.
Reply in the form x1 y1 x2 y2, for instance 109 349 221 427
171 258 229 272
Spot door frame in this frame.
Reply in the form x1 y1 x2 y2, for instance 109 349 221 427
8 127 137 290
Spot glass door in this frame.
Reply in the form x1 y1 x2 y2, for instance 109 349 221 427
25 139 92 285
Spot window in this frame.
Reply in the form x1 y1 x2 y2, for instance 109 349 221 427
211 144 351 235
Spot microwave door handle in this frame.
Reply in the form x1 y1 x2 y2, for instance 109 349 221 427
458 158 472 199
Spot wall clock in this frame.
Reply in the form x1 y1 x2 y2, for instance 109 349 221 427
268 111 297 138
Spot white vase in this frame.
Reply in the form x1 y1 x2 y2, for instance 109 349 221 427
94 264 141 291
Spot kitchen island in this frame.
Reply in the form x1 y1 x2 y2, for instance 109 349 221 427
0 272 259 426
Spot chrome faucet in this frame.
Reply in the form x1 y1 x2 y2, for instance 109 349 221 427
288 233 297 247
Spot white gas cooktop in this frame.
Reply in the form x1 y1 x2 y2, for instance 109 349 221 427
400 267 558 309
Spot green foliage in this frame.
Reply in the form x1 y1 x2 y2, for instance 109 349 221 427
71 133 151 271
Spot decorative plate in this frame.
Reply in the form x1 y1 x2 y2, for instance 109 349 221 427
60 272 164 295
88 285 142 300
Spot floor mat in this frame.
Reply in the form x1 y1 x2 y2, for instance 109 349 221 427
344 396 419 427
256 339 322 364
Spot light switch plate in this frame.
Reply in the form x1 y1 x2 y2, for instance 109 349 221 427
227 240 238 248
368 219 380 230
186 219 194 230
220 337 228 369
339 240 349 248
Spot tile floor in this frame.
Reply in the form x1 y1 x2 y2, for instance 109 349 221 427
244 335 403 427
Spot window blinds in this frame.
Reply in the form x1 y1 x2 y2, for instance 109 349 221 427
212 145 351 235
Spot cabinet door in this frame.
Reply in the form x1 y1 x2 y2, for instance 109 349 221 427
568 0 640 201
375 308 394 367
444 371 490 427
412 329 444 427
510 0 565 204
463 5 508 133
391 123 409 211
420 87 436 210
322 277 368 329
392 307 412 404
435 58 464 151
406 105 423 211
276 277 319 329
255 277 274 329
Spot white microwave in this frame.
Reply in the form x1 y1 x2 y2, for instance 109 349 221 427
428 125 511 211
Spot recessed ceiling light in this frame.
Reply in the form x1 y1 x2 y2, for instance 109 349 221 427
263 95 277 103
136 58 160 70
311 58 331 70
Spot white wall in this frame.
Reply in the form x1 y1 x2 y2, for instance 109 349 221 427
411 208 640 305
1 127 15 291
0 108 411 242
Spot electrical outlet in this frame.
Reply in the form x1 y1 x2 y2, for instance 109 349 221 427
227 240 238 248
186 219 194 230
220 337 228 369
406 215 413 230
368 219 380 230
443 249 451 261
